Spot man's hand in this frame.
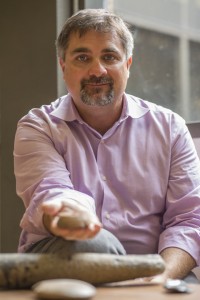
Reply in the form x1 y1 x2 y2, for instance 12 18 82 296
42 199 102 240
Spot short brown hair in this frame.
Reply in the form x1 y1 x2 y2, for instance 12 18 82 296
56 8 134 60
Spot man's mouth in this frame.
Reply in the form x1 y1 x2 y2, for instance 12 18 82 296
85 82 109 86
81 77 113 88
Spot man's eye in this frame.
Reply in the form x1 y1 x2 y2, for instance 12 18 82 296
103 55 116 61
77 55 88 62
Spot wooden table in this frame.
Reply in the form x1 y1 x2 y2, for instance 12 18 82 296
0 282 199 300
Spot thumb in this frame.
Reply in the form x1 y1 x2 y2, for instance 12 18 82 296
41 199 62 215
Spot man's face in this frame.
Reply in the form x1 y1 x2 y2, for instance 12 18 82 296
60 30 132 108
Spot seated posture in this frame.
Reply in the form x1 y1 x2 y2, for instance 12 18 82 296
14 8 200 283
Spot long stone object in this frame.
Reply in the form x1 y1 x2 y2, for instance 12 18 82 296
0 253 165 289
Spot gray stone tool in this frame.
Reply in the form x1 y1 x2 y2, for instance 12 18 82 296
0 253 165 289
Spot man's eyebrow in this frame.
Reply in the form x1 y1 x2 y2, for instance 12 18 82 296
70 47 120 55
70 48 91 55
102 47 120 54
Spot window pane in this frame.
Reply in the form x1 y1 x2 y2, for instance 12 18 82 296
190 41 200 121
126 27 180 114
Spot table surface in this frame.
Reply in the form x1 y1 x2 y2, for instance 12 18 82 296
0 282 199 300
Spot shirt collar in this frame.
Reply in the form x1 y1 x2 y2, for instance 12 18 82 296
50 94 82 122
123 94 150 119
50 93 149 122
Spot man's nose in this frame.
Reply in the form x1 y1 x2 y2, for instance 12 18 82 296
88 60 107 77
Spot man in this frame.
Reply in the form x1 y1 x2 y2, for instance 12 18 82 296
14 9 200 283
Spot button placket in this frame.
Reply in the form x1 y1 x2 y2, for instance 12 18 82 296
105 211 110 220
102 175 107 181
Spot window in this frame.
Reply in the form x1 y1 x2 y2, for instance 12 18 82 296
109 0 200 122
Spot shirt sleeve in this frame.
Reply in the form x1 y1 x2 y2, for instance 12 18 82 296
158 115 200 265
14 110 96 237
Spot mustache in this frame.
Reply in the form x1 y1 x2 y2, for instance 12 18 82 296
81 76 113 86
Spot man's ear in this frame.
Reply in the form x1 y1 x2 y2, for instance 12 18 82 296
127 56 132 70
127 56 132 78
59 58 65 73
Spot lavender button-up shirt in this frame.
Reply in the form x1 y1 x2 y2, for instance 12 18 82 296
14 93 200 265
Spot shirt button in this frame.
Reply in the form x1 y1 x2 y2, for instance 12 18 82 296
106 212 110 219
102 175 107 181
100 140 105 144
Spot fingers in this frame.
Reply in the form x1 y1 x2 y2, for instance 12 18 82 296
41 198 89 216
141 274 166 285
150 274 167 284
50 216 101 240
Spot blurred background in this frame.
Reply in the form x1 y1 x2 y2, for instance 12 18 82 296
0 0 200 252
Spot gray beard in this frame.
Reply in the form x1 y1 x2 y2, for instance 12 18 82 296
80 77 114 106
80 88 114 106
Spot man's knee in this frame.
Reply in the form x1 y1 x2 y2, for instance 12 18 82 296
81 228 126 255
27 228 126 256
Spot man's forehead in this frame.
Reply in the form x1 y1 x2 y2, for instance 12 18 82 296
67 30 124 53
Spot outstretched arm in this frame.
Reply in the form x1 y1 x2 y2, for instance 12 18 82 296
42 199 102 240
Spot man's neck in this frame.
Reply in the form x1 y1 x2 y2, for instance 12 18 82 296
76 101 123 135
